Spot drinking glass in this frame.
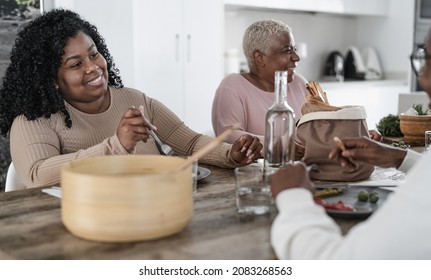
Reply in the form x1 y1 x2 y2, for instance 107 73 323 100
192 160 198 195
425 131 431 151
234 165 272 215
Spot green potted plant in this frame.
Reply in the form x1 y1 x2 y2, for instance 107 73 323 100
376 114 403 138
399 104 431 144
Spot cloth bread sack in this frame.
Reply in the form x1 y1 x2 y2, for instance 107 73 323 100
296 106 374 181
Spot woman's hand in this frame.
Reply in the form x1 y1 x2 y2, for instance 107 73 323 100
328 136 407 169
294 141 305 161
230 134 263 164
116 106 156 153
269 161 315 197
369 129 382 141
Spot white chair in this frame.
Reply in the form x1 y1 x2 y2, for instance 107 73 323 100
5 162 26 192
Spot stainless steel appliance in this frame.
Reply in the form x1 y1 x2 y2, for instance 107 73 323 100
323 51 344 82
344 46 366 80
362 47 383 80
411 0 431 91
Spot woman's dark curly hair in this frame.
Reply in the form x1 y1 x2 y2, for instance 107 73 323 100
0 9 123 136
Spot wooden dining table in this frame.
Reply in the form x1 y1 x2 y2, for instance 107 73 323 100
0 163 406 260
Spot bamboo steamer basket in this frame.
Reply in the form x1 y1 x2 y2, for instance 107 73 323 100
61 155 193 242
399 114 431 145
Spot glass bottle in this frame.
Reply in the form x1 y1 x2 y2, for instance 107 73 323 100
263 70 296 174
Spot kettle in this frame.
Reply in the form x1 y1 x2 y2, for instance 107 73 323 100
323 51 344 82
362 47 383 80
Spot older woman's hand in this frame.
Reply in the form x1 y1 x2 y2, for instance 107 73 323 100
230 134 263 164
269 161 315 197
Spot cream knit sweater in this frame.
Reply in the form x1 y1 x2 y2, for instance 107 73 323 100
10 87 236 188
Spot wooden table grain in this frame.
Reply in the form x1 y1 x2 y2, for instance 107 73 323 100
0 165 406 260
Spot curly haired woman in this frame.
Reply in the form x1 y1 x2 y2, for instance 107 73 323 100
0 9 262 188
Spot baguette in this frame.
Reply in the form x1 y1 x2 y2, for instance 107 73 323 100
333 136 358 169
315 83 328 104
302 81 340 114
305 82 323 102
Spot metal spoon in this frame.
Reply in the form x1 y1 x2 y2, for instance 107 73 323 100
136 105 174 156
149 130 174 156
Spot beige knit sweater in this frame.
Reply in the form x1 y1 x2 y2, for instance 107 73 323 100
10 87 236 188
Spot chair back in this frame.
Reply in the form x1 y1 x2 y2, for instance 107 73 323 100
5 163 26 192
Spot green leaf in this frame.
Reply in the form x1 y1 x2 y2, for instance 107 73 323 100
413 104 428 115
376 114 403 137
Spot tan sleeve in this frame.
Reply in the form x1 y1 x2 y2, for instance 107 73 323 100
191 134 238 168
11 87 240 189
144 97 237 168
10 116 129 188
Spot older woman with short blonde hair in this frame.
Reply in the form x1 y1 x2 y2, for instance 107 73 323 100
212 19 308 144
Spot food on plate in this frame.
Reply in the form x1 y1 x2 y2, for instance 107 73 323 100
313 187 383 212
358 190 370 202
314 198 354 211
391 140 410 149
314 188 344 199
357 190 379 203
369 191 379 203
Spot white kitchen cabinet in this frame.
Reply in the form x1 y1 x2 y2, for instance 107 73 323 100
224 0 388 17
134 0 224 134
343 0 388 16
52 0 136 87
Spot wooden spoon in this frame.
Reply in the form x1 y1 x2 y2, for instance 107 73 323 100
175 124 240 171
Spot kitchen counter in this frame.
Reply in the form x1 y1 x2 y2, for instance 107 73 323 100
319 78 408 88
316 79 409 130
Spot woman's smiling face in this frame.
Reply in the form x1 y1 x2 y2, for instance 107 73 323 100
260 31 300 83
56 31 109 111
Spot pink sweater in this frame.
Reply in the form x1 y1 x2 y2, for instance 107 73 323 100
212 73 308 143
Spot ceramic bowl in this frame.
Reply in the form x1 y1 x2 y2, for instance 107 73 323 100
61 155 193 242
399 114 431 144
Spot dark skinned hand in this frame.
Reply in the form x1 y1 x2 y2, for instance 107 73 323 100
230 134 263 164
369 129 382 141
116 106 156 153
269 161 315 197
328 136 407 169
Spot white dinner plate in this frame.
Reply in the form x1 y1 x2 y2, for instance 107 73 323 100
197 166 211 181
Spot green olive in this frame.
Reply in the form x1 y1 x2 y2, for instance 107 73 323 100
370 193 379 203
358 190 369 202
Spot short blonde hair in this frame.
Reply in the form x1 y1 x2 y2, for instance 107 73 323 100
242 19 292 69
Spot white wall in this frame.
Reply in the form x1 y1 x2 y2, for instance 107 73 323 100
355 0 415 79
48 0 224 133
225 9 356 81
50 0 135 87
224 0 415 82
49 0 415 86
44 0 416 133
